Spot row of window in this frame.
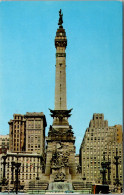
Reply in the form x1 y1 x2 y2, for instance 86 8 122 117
28 120 41 128
28 135 41 143
7 157 40 162
14 148 19 151
28 144 40 148
0 138 9 141
28 130 41 134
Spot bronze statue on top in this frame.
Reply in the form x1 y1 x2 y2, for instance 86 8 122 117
58 9 63 28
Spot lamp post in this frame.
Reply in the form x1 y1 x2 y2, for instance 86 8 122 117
82 174 86 188
36 157 39 180
113 148 121 192
11 161 15 184
106 156 111 184
36 158 40 194
99 152 110 194
11 153 21 194
100 152 107 185
15 161 21 194
2 155 7 186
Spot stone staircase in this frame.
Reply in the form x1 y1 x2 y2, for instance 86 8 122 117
72 182 84 190
28 181 49 191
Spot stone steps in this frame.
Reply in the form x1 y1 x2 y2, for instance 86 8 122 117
72 182 84 190
28 182 49 190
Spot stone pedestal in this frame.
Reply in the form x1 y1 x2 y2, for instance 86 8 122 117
49 182 73 192
45 121 77 182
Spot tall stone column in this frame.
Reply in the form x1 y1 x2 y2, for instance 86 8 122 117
45 9 77 181
55 25 67 110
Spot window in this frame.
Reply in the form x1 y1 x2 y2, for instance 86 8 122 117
38 137 40 142
35 120 41 128
31 137 33 142
28 121 34 128
33 164 35 171
28 136 30 142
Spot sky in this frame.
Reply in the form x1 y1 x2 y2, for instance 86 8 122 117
0 1 122 153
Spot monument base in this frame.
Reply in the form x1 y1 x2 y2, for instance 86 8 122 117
49 182 73 192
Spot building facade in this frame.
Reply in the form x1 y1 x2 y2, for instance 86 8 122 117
8 112 46 155
0 135 9 183
25 112 46 156
9 114 25 153
0 135 9 154
1 112 47 191
80 113 123 191
2 152 42 191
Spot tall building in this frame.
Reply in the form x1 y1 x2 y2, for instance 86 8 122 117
80 113 123 191
25 112 46 156
8 112 46 155
9 114 25 153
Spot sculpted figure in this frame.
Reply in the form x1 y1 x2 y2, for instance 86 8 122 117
58 9 63 28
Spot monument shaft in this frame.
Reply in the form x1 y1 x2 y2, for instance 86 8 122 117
55 31 67 110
